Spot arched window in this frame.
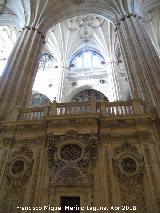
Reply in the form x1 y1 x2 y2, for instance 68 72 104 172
28 92 51 107
70 50 105 70
39 53 57 71
72 89 108 102
32 53 61 101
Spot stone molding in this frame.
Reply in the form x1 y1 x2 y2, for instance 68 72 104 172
6 146 34 185
48 130 98 186
22 26 45 40
115 13 142 31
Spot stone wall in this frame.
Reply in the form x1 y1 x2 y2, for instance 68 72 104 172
0 112 160 212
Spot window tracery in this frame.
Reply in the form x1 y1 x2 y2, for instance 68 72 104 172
39 53 57 71
70 50 105 70
72 89 107 102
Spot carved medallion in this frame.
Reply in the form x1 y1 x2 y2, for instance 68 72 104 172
60 144 82 161
11 159 25 175
60 167 81 178
6 146 34 185
120 157 137 175
48 131 99 186
112 143 146 210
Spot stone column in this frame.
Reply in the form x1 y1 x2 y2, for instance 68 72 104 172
116 14 160 116
111 61 126 100
0 26 45 120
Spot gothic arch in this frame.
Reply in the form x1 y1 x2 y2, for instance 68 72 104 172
66 86 107 102
0 0 30 28
64 85 92 102
72 89 108 102
36 0 144 33
28 92 51 107
41 3 116 33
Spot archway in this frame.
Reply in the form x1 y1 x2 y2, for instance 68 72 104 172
71 89 108 102
40 2 117 34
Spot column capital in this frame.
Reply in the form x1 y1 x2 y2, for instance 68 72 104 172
22 26 45 41
114 14 143 31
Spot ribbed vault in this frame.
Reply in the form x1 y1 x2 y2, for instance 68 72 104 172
0 0 144 32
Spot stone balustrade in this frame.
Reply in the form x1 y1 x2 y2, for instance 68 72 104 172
10 99 149 121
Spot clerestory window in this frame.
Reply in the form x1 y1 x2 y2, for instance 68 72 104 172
69 50 105 70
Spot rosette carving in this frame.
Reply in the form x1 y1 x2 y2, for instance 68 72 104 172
48 130 99 186
6 146 34 185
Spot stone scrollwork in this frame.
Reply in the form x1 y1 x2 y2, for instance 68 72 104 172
0 146 34 212
54 166 87 185
64 129 78 140
48 133 56 168
90 134 99 162
112 143 144 182
113 143 138 156
65 14 104 42
6 146 34 185
120 157 137 175
59 143 83 162
48 130 99 186
112 143 146 210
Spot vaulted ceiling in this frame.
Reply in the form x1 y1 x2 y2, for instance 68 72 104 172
44 15 116 67
143 7 160 55
32 15 120 101
0 0 159 54
0 1 157 27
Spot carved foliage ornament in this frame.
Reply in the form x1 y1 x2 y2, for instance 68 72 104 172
112 143 146 210
59 143 82 161
6 146 34 185
0 146 33 212
48 130 98 186
54 166 87 185
112 143 144 182
65 15 104 42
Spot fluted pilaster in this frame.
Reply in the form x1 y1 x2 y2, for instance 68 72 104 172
0 27 45 120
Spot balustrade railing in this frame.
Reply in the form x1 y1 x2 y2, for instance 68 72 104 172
56 101 91 115
18 107 44 121
10 99 148 121
105 101 134 115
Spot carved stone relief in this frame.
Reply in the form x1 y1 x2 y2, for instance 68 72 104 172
59 143 82 161
48 130 98 186
112 143 146 211
6 146 34 185
66 15 104 42
0 146 34 212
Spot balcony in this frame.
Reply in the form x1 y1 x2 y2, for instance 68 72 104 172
10 98 150 122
